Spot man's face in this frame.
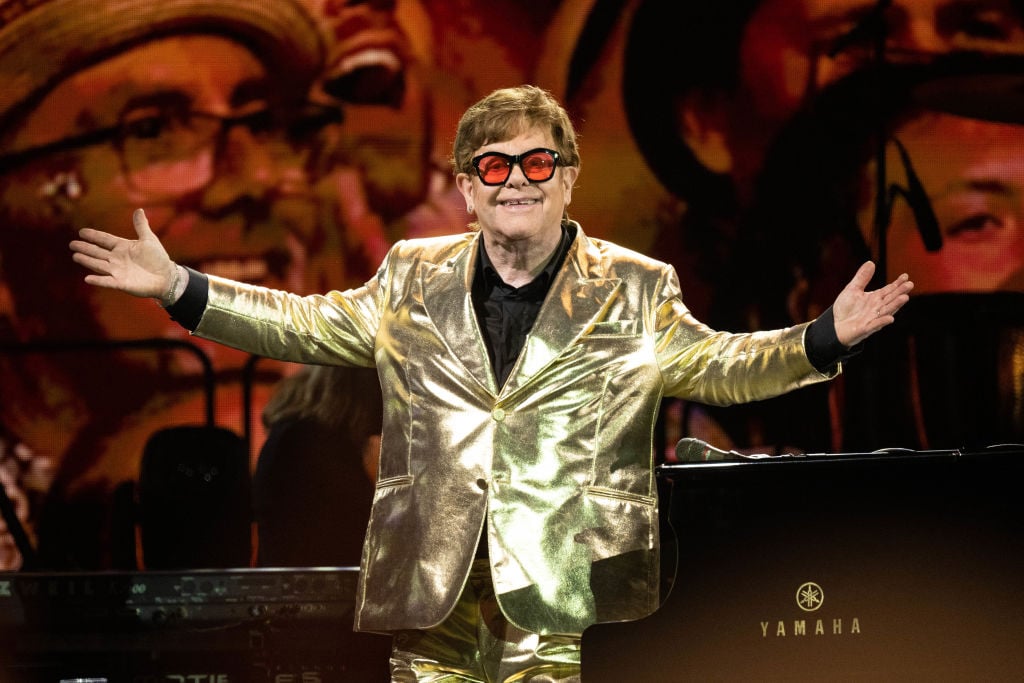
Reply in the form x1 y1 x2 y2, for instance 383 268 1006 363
722 0 1024 194
304 0 436 235
0 33 337 565
455 128 579 250
0 34 355 473
0 34 336 364
862 112 1024 293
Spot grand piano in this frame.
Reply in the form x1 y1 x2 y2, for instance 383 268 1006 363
583 443 1024 681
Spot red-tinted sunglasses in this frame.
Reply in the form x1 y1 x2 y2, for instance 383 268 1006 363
470 147 560 185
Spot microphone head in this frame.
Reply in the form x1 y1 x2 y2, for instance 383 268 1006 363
891 136 943 252
675 437 730 462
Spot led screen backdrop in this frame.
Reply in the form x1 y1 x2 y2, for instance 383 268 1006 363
0 0 1022 572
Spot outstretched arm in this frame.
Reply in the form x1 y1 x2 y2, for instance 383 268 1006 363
832 261 914 348
69 208 180 304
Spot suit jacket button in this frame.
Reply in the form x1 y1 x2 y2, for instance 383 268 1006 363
491 408 506 421
476 478 488 490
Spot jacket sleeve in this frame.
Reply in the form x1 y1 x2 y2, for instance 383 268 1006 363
188 248 396 368
653 265 839 406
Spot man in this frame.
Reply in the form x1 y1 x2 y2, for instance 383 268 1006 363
0 0 451 570
622 0 1024 310
70 85 913 681
620 0 1024 453
623 0 1024 303
867 109 1024 294
304 0 459 245
842 104 1024 449
625 0 1024 212
0 0 337 569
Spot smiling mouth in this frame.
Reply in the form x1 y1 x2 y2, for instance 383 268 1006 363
501 199 539 206
322 39 407 106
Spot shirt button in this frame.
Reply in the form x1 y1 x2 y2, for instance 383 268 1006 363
476 478 488 490
492 408 506 421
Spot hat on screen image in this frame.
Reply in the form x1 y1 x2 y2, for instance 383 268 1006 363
621 1 760 199
0 0 326 132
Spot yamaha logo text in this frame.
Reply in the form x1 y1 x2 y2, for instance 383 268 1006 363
760 581 862 638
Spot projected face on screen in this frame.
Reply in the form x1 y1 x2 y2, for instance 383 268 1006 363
645 0 1024 299
721 0 1024 197
304 0 439 236
861 111 1024 294
730 1 1024 451
0 33 340 565
619 0 1024 456
2 35 333 337
0 0 462 571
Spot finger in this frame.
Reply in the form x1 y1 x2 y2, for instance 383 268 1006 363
874 280 913 311
872 290 910 321
879 272 911 295
76 227 120 250
72 251 113 275
846 261 876 292
83 273 118 288
893 275 914 295
69 239 112 261
132 208 154 239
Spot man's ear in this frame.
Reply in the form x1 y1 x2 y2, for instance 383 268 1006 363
455 172 474 209
561 165 579 205
677 90 734 174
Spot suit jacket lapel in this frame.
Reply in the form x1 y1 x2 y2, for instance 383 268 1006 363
420 233 499 395
420 227 621 398
502 228 621 397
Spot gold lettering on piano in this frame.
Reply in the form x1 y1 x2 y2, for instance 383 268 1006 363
758 581 862 638
760 618 862 638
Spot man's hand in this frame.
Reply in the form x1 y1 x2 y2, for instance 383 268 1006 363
69 209 176 299
833 261 914 347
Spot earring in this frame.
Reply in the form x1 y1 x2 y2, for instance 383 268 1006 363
467 204 474 214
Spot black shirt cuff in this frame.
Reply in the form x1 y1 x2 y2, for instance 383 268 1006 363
805 306 861 373
164 267 208 332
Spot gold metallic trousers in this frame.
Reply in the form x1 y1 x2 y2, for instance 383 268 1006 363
389 559 581 682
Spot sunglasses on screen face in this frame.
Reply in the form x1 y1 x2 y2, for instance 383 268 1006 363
470 147 560 185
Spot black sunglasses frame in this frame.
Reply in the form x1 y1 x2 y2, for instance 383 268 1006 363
470 147 560 186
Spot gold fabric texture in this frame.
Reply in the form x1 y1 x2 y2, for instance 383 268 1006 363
389 559 582 682
194 223 837 636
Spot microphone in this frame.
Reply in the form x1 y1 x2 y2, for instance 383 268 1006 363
675 437 773 463
889 136 943 252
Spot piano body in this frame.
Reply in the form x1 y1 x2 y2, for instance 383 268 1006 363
583 447 1024 681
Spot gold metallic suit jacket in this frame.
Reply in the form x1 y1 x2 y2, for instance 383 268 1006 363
193 223 838 636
